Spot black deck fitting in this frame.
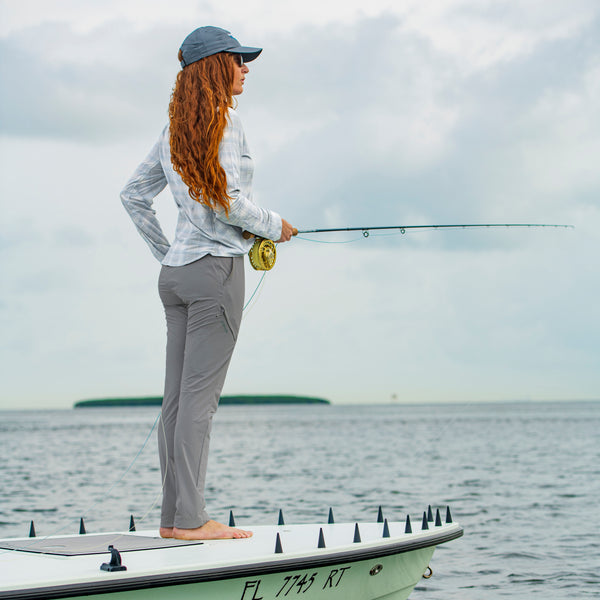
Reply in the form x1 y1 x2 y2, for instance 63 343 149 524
435 508 442 526
353 523 361 543
28 521 36 538
275 533 283 554
421 512 429 530
318 528 326 548
278 509 285 526
100 545 127 572
382 518 390 538
446 506 453 523
129 515 136 532
79 518 86 535
405 515 412 534
328 508 335 524
427 505 434 522
377 506 384 523
229 511 235 527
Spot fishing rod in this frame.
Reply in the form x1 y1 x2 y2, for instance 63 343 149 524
246 223 573 270
297 223 573 236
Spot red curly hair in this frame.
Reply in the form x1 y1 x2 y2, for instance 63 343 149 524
169 51 236 214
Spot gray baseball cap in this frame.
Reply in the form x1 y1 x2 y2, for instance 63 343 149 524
179 26 262 68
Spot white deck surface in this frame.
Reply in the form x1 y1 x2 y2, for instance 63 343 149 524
0 520 462 594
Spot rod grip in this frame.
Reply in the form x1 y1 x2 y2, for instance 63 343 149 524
243 228 298 239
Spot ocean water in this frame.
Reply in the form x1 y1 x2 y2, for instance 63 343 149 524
0 401 598 599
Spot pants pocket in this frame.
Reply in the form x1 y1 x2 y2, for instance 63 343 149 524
211 256 234 286
220 305 238 342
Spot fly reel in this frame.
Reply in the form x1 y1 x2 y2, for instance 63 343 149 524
248 237 277 271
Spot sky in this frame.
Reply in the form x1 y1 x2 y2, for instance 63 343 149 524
1 0 599 408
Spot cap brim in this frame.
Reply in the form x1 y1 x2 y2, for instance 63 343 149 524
227 46 262 62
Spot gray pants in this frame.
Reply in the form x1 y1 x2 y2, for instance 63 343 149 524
157 255 244 529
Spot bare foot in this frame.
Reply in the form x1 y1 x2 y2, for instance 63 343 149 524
173 520 253 540
160 527 174 538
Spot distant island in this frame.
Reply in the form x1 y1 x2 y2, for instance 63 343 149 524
74 395 330 408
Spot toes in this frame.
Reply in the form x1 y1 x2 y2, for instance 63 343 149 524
237 529 252 538
231 528 251 539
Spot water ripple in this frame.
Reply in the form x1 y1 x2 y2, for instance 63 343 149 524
1 401 599 599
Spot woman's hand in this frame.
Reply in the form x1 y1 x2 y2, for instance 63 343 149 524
276 219 296 243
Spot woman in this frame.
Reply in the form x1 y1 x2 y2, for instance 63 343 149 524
121 26 294 540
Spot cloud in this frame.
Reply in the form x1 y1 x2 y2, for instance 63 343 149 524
0 21 180 141
240 12 600 237
1 1 600 407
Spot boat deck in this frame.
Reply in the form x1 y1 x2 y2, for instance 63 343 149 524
0 518 463 599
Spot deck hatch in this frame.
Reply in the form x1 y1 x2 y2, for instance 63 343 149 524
0 534 203 556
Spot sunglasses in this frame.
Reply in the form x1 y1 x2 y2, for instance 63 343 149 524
232 54 244 67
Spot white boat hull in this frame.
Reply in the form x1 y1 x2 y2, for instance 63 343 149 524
51 547 434 600
0 515 462 600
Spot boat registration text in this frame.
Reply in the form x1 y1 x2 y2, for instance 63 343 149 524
240 566 351 599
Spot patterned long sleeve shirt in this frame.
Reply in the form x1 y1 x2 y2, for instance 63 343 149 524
120 109 282 266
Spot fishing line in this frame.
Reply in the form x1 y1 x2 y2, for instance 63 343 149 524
297 223 573 235
7 271 272 551
1 411 164 556
9 271 273 551
295 235 365 244
90 272 271 532
290 223 575 509
81 411 161 520
107 410 168 535
243 280 267 317
243 271 267 313
6 223 573 550
247 223 573 270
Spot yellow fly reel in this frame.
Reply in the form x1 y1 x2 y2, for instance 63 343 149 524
248 237 277 271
